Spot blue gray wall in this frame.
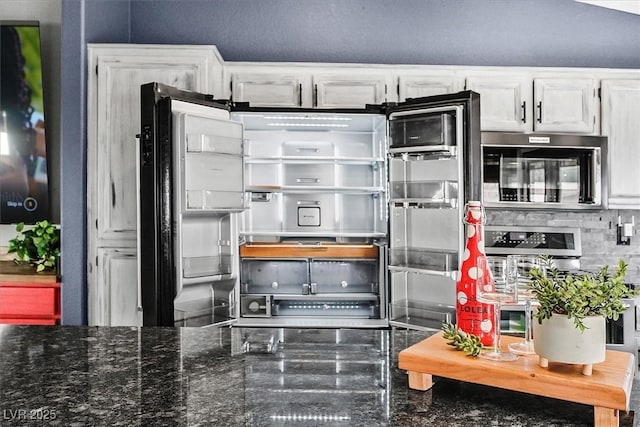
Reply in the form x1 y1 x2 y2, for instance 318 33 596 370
58 0 640 324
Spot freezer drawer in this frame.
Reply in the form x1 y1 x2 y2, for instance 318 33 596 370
272 296 380 318
309 259 379 294
241 259 308 294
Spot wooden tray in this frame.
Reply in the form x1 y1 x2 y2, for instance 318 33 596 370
398 332 635 427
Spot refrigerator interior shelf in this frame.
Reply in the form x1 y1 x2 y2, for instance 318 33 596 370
388 265 458 279
246 185 385 194
240 231 387 238
180 274 236 286
388 145 457 156
245 156 385 164
240 243 378 259
271 293 380 302
389 300 456 331
389 199 458 208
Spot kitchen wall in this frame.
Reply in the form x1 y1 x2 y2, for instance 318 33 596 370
486 209 640 279
54 0 640 323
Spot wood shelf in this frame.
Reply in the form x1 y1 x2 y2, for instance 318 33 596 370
399 332 635 427
0 261 61 325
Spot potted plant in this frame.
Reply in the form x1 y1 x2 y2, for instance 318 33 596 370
527 257 636 375
7 220 60 272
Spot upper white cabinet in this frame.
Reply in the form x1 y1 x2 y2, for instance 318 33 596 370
227 63 394 108
465 74 597 134
465 75 531 132
533 78 597 134
312 72 392 108
230 70 311 107
397 72 462 101
87 44 223 325
601 79 640 209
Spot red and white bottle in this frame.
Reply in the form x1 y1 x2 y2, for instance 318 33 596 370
455 201 495 346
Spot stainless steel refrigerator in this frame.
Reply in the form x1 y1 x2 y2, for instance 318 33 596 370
139 82 481 329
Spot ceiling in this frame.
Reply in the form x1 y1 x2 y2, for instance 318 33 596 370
575 0 640 15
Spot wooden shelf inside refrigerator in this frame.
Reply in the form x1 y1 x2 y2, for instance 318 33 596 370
240 243 379 259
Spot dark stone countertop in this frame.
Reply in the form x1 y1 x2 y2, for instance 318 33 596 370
0 325 637 426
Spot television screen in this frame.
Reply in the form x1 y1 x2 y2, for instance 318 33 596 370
0 20 49 224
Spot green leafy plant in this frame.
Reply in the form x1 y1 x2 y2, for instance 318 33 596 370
442 322 484 357
527 257 637 332
7 221 60 272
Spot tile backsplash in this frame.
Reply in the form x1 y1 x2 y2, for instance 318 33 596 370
486 209 640 279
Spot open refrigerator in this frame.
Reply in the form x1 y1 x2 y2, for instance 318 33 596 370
138 83 481 329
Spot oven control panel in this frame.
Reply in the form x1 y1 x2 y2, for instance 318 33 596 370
484 226 581 258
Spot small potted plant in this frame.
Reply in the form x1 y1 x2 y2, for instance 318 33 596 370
527 258 636 375
7 220 60 272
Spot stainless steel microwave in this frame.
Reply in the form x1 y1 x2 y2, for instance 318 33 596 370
481 132 607 210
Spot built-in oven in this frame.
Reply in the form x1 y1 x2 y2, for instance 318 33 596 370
484 225 637 358
482 132 607 210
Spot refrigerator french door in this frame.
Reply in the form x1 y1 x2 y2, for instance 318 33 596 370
139 82 480 328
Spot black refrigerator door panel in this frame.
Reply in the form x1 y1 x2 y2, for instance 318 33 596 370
139 82 243 326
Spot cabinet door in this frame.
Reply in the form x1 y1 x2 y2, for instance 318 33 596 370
398 75 460 101
231 72 306 107
89 248 140 326
313 74 389 108
87 45 221 326
89 46 218 244
533 78 597 134
601 79 640 209
465 76 531 132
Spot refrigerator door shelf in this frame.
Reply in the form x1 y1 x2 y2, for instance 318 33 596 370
388 248 459 277
389 299 456 331
177 112 244 212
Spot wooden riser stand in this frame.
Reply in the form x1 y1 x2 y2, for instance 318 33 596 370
399 332 635 427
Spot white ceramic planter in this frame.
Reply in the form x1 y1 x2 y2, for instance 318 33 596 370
533 314 606 375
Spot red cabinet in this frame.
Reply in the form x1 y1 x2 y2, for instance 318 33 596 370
0 262 60 325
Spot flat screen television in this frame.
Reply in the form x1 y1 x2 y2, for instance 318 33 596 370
0 20 49 224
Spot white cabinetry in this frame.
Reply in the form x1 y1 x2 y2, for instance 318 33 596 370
87 44 223 326
465 74 597 133
229 67 311 107
465 75 530 132
601 79 640 209
396 71 462 101
227 63 394 108
533 78 597 134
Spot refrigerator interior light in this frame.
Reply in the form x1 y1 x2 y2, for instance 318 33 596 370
262 115 352 121
266 122 349 128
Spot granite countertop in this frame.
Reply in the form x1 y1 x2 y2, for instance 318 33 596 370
0 325 637 426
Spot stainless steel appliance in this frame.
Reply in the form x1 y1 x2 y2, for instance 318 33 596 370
139 83 481 329
482 132 607 210
485 225 637 356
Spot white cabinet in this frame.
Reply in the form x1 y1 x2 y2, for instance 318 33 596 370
312 73 391 108
230 71 310 107
465 74 597 133
601 79 640 209
533 78 598 134
227 63 394 108
87 44 223 326
397 73 461 101
465 75 531 132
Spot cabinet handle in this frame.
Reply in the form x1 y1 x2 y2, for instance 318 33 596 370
313 84 318 107
298 83 302 107
310 283 317 294
521 101 526 123
537 101 543 123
